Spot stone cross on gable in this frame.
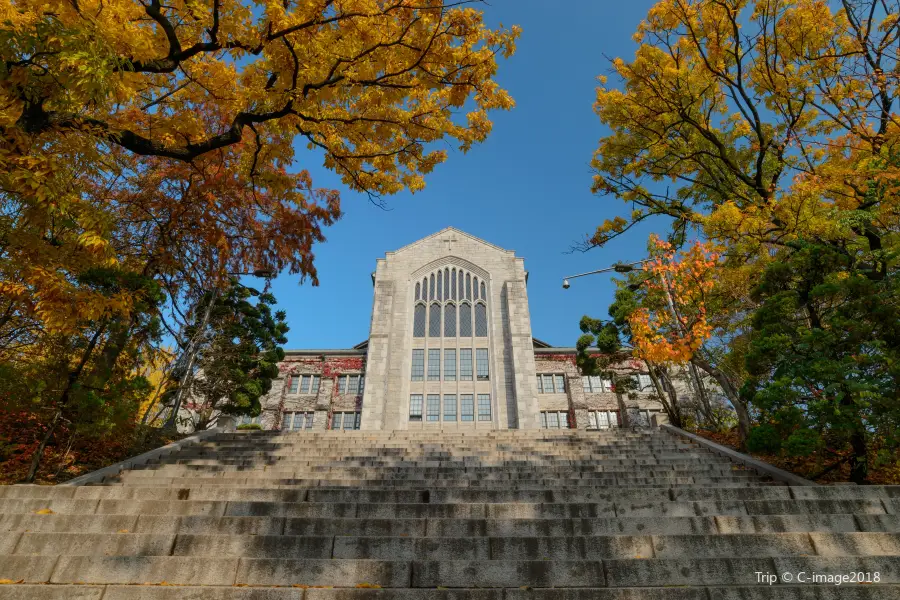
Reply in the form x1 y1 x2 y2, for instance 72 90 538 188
442 235 458 252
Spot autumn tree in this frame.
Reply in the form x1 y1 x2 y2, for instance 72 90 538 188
583 0 900 479
1 1 518 470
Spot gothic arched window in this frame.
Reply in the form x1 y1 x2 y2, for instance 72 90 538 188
415 282 420 301
473 277 479 300
480 281 486 299
436 272 442 301
475 303 488 337
458 271 464 300
466 274 472 300
413 304 426 337
444 269 450 300
429 303 441 337
451 269 457 300
429 274 435 300
459 302 472 337
444 303 456 337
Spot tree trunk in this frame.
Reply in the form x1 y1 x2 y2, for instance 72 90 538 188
24 410 61 483
691 355 750 451
646 363 683 428
849 428 869 484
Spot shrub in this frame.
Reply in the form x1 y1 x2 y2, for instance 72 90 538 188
236 423 262 431
748 423 782 454
784 428 822 457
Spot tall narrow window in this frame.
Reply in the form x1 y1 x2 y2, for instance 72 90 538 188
413 304 426 337
444 269 450 300
458 271 464 301
337 377 347 393
444 304 456 337
443 395 457 421
477 394 492 421
429 303 441 337
348 375 360 394
428 349 441 381
480 281 486 299
311 375 320 394
476 348 489 380
554 375 565 393
460 349 473 381
542 374 555 393
409 395 423 421
459 303 472 337
473 277 479 300
466 274 472 300
461 395 475 421
451 269 457 300
415 282 420 301
300 375 311 393
411 349 425 381
436 271 442 300
429 274 435 300
475 303 488 337
427 394 440 421
332 413 343 430
288 376 299 394
582 378 591 393
359 376 365 394
536 375 544 393
444 349 456 381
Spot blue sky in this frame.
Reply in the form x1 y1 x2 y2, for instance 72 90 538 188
267 1 663 349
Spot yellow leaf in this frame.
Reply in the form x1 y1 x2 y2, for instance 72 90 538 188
33 508 54 515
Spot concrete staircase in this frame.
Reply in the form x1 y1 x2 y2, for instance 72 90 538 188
1 428 899 599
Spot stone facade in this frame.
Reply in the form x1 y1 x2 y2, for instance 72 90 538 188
256 228 679 431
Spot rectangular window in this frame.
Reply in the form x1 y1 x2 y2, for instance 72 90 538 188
409 394 423 421
537 375 543 393
287 411 307 430
554 374 565 393
547 411 559 428
288 376 299 394
443 395 457 421
460 349 473 381
582 377 591 393
411 349 425 381
306 412 314 429
332 412 343 430
348 375 360 394
331 411 360 430
477 394 491 421
300 375 311 393
476 348 489 380
427 394 440 421
428 349 441 381
444 349 456 381
588 411 597 429
461 395 474 421
359 376 365 394
541 411 570 429
337 376 347 394
311 375 320 394
638 373 652 390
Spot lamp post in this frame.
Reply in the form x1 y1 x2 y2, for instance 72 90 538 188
561 260 649 290
164 269 274 430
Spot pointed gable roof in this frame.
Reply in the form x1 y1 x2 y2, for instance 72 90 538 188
387 227 515 256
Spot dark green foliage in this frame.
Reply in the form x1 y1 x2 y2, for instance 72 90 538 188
183 280 289 430
784 429 822 457
742 239 900 482
747 424 783 454
236 423 262 430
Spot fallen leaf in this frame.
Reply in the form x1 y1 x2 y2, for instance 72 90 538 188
33 509 54 515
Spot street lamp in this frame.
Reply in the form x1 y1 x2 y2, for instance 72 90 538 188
561 260 649 289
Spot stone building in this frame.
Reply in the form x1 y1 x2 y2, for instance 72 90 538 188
249 228 672 432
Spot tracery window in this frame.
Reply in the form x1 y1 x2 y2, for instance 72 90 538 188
459 303 472 337
429 303 441 337
413 304 426 338
444 304 456 337
475 303 488 337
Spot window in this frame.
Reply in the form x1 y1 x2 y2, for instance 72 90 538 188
461 395 474 421
428 349 441 381
444 304 456 337
429 274 435 300
444 349 456 381
338 376 346 394
331 411 360 430
336 374 361 395
480 281 486 299
415 282 420 301
413 304 426 337
537 374 565 393
445 269 450 301
475 303 488 336
443 395 457 421
409 395 423 421
429 303 441 337
427 394 440 421
466 273 472 300
287 376 299 394
540 411 570 429
473 277 479 300
411 349 424 381
451 269 457 300
458 271 464 301
588 410 618 429
459 303 472 337
583 376 613 393
477 394 491 421
311 375 320 393
300 375 310 393
460 348 473 381
286 411 315 430
637 373 653 391
437 271 442 300
476 348 489 380
239 415 261 426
